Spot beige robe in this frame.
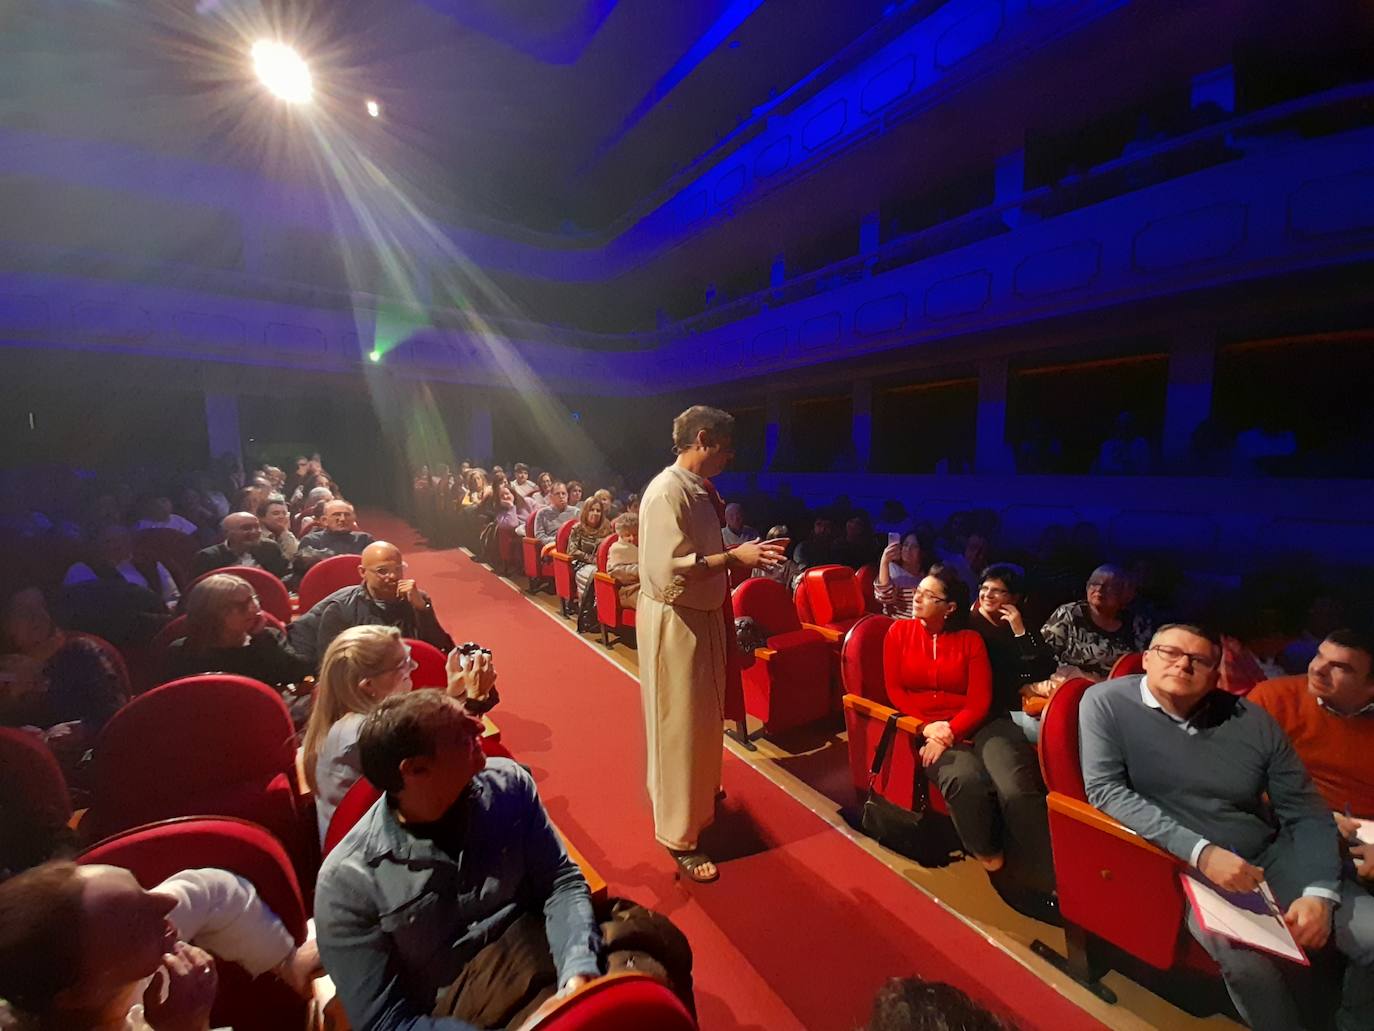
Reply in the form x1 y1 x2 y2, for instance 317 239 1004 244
637 463 729 850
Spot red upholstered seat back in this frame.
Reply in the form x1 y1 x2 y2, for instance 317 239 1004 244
793 578 815 623
297 553 363 613
88 674 297 833
406 638 449 689
731 578 802 637
856 563 880 613
191 566 292 623
79 817 308 1031
596 533 615 572
535 972 697 1030
1037 677 1097 800
801 565 865 625
557 518 576 550
1109 651 1145 679
0 725 72 833
840 614 893 706
67 631 132 698
322 776 383 859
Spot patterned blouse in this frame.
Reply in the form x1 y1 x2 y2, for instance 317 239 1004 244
1039 600 1153 678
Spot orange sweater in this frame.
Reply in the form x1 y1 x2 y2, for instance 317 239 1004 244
1248 676 1374 817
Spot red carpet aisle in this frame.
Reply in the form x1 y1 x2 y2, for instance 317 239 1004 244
367 513 1104 1031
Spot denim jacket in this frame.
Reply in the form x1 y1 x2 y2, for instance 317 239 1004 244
315 758 603 1030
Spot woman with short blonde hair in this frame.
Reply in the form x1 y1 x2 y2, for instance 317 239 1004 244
165 573 311 691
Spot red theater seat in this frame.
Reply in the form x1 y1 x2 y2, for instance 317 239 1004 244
84 674 313 881
1035 676 1218 1000
190 565 292 623
0 725 73 844
523 511 556 592
296 553 362 614
731 579 833 735
856 563 881 614
67 631 132 699
405 637 449 688
79 817 309 1031
838 614 948 815
530 972 696 1031
496 522 523 573
1108 651 1145 679
549 520 579 619
592 534 636 649
795 565 867 642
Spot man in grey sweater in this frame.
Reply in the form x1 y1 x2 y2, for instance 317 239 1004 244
1080 623 1374 1031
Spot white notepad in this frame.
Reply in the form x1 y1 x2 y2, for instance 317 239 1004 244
1353 818 1374 846
1180 873 1308 965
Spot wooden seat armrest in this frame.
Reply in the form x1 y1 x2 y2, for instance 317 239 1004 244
841 693 925 734
593 571 617 585
802 622 844 644
1047 792 1180 862
557 829 608 905
550 550 571 563
752 646 778 662
481 714 500 741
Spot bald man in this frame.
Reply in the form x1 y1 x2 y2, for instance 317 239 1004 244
287 541 455 666
191 511 291 579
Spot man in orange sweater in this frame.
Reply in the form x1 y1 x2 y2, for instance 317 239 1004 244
1249 627 1374 884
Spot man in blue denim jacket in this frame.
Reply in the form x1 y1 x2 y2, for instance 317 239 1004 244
315 690 603 1030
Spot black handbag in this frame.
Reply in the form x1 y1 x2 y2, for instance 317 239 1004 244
860 712 932 858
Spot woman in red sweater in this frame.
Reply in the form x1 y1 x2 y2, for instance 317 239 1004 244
882 565 1007 872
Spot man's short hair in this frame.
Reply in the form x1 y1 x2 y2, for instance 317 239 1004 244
358 689 476 794
1151 622 1222 651
1326 627 1374 666
613 512 638 534
0 861 85 1014
671 405 735 451
513 463 529 474
766 524 789 539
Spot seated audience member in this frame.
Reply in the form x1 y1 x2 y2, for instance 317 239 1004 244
531 470 555 508
1249 628 1374 824
0 861 321 1030
534 481 579 553
752 525 802 588
1080 624 1374 1031
623 492 641 516
965 564 1057 893
792 516 838 571
941 532 991 601
296 501 376 563
510 463 540 504
65 523 179 611
163 574 312 691
873 529 934 618
863 976 1013 1031
883 566 1001 872
303 625 498 844
721 503 759 549
1093 411 1153 475
261 465 287 495
1039 564 1153 678
836 512 882 569
174 487 218 541
288 541 455 667
258 498 299 563
285 455 311 499
566 480 585 508
567 496 614 602
483 484 525 557
0 587 126 766
192 512 291 580
316 690 694 1028
1217 602 1291 697
133 493 197 536
607 513 641 608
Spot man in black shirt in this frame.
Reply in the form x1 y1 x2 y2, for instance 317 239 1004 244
191 512 291 580
288 540 454 666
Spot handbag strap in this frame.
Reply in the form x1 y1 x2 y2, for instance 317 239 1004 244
866 712 903 789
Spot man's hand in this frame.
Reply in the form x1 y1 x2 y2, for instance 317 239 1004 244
446 647 497 703
1352 843 1373 882
919 738 948 768
143 942 218 1031
42 720 89 766
275 940 323 998
1198 845 1264 893
998 602 1026 636
729 539 786 570
1284 896 1332 950
921 720 954 748
397 579 429 611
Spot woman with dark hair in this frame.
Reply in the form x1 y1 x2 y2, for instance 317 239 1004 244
873 528 935 618
883 565 1004 872
163 574 311 694
0 587 127 767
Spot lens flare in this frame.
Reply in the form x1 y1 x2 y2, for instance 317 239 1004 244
365 99 380 118
251 40 312 103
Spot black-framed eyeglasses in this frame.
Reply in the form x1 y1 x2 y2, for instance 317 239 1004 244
1149 644 1217 672
912 588 950 603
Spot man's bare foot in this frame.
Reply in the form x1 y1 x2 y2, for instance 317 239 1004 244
669 849 719 882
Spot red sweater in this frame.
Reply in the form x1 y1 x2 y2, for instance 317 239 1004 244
882 619 992 739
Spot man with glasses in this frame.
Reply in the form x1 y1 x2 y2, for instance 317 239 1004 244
1080 624 1374 1031
289 541 455 667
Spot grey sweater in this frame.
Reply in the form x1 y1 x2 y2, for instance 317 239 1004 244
1080 675 1339 897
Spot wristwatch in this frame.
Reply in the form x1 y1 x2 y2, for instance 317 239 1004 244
694 553 709 571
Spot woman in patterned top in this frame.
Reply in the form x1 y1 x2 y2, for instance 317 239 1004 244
1038 564 1153 678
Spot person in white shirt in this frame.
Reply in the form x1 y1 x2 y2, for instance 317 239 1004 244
132 494 197 537
64 524 179 611
0 861 320 1031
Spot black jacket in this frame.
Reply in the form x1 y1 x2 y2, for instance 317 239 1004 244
192 541 291 580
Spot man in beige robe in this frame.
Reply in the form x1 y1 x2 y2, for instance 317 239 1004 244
637 406 782 882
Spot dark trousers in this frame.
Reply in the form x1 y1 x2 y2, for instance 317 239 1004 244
434 900 694 1029
926 717 1055 893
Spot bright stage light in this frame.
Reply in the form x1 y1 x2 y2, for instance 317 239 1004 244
369 349 383 362
251 40 312 103
366 99 380 118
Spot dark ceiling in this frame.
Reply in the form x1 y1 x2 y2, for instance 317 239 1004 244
1 0 895 235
